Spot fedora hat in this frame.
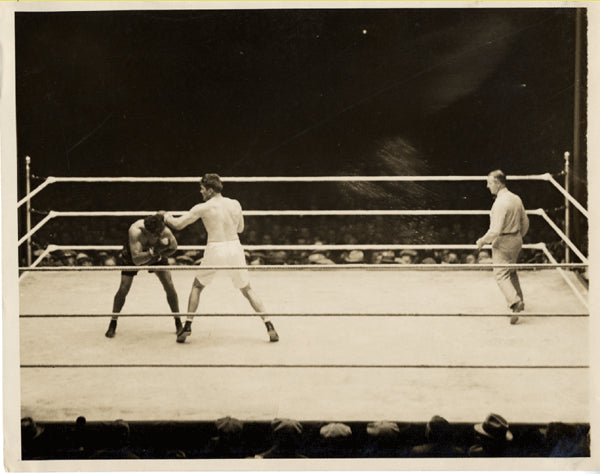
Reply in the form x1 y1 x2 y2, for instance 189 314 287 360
215 416 243 435
474 413 513 442
320 422 352 439
343 249 364 263
272 418 302 435
366 420 401 439
400 249 418 258
380 250 396 263
175 255 194 265
76 252 92 263
425 415 451 442
21 417 45 440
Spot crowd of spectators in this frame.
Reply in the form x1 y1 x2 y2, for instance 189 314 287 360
21 413 589 460
26 215 566 269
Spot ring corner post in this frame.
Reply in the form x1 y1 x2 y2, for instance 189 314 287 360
25 155 32 267
564 151 570 264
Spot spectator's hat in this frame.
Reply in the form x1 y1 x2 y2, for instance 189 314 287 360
366 421 400 439
63 250 77 258
112 419 131 441
103 254 117 266
343 250 364 263
251 250 266 258
269 250 288 264
308 242 331 264
400 249 418 258
48 255 64 266
380 250 396 263
474 413 513 441
21 417 44 440
182 250 202 265
320 422 352 439
308 253 334 264
477 250 492 263
421 257 437 264
76 252 92 264
272 418 303 436
175 254 194 265
215 416 244 435
425 415 451 442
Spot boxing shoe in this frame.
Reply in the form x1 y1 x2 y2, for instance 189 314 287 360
265 321 279 342
176 320 192 343
174 317 183 333
105 319 117 338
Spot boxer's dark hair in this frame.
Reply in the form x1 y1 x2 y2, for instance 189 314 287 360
144 214 165 235
201 173 223 193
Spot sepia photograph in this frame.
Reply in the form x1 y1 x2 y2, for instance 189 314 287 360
1 1 596 471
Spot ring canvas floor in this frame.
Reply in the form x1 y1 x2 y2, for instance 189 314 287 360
18 269 588 424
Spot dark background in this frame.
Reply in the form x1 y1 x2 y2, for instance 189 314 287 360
14 8 587 249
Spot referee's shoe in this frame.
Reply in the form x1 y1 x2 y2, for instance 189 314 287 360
510 301 524 325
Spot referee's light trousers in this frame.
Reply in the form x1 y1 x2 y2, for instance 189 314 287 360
492 234 524 308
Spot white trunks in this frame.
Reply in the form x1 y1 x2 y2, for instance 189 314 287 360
196 240 249 288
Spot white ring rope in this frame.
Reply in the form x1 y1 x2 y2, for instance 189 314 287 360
49 174 550 183
46 243 547 252
18 263 588 272
16 174 552 209
16 177 55 209
540 243 589 310
30 247 53 267
547 174 589 218
18 246 54 282
538 209 588 263
18 212 55 247
48 209 543 217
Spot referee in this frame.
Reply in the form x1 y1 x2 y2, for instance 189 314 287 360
476 170 529 325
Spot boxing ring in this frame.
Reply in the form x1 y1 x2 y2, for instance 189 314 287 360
16 170 589 426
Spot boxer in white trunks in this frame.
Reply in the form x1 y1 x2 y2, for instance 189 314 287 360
163 173 279 343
